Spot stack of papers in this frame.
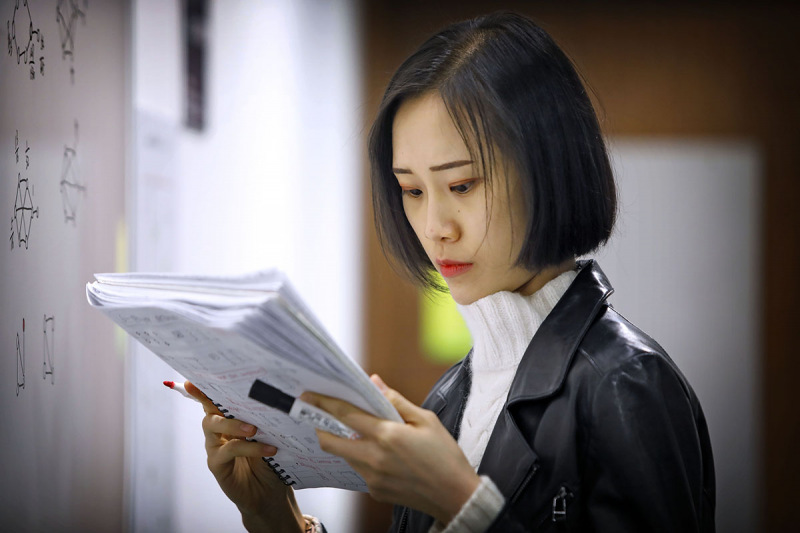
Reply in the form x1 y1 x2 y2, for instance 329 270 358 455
86 270 401 491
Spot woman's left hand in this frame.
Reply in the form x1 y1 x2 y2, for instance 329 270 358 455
301 374 480 524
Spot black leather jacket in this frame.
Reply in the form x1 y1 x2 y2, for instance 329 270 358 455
389 260 715 532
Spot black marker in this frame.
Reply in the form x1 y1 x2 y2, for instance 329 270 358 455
248 379 360 440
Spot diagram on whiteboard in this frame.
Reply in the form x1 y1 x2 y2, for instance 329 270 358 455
43 315 55 384
6 0 45 80
56 0 87 83
60 120 86 224
10 131 39 250
16 318 26 396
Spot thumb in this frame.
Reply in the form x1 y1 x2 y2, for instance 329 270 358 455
371 374 424 423
370 373 389 393
184 381 223 416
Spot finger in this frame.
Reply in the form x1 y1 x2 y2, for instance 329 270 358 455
300 391 381 436
185 381 224 416
370 375 426 424
315 427 372 463
202 413 258 441
384 388 423 422
201 414 231 450
209 438 278 467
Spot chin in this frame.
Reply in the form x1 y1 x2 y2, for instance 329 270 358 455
450 291 480 306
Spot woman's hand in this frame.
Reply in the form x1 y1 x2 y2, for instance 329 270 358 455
301 375 481 525
184 381 306 533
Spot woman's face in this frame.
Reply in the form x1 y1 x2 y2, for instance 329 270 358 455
392 92 538 305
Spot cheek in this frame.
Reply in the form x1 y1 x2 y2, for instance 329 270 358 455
481 213 519 262
490 197 523 251
402 202 426 240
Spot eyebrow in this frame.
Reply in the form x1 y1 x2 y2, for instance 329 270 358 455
392 160 473 174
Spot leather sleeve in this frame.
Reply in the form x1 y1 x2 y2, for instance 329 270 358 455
581 352 713 532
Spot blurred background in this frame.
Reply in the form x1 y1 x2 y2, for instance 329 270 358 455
1 0 798 531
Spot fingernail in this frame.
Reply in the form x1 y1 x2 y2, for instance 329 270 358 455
262 445 277 456
240 423 255 432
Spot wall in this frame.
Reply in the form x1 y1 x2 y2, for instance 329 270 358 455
131 0 363 531
0 0 129 530
597 138 762 531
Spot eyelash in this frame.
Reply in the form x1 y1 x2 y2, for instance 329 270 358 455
401 180 477 199
451 181 474 194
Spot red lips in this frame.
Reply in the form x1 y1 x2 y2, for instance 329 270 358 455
437 260 473 278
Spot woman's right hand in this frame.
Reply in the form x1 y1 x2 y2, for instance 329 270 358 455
184 381 306 533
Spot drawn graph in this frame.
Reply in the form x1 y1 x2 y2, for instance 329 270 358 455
43 315 55 384
16 318 26 396
15 128 29 167
6 0 45 79
10 131 38 250
56 0 87 83
60 121 86 224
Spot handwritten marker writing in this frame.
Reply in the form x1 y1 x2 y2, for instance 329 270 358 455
163 380 201 403
248 379 360 440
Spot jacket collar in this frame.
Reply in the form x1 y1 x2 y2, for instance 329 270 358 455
429 259 614 419
475 260 614 499
426 260 610 501
507 259 614 404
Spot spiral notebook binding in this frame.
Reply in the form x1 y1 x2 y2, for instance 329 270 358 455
212 400 236 419
263 457 296 486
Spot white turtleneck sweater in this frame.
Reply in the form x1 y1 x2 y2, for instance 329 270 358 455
429 268 578 533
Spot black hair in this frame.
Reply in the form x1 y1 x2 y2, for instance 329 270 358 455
368 11 617 290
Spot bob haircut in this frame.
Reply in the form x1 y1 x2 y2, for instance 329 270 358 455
368 11 616 290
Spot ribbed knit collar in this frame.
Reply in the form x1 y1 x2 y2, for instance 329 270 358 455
456 269 578 373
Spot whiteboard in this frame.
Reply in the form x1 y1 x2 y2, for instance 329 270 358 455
0 0 128 530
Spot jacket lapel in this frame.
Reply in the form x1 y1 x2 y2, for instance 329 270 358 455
426 353 471 438
477 406 539 501
508 260 614 403
477 260 614 499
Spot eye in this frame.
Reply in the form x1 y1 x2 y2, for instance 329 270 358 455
401 187 423 199
450 180 476 194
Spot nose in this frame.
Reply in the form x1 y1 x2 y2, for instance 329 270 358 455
424 195 458 242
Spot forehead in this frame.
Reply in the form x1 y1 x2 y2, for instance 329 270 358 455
392 93 471 166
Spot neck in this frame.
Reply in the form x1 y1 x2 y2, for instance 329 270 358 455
515 258 575 296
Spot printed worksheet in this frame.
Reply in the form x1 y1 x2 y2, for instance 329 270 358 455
87 271 402 490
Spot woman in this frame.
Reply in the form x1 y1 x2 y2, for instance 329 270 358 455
188 11 715 533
